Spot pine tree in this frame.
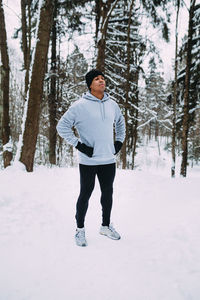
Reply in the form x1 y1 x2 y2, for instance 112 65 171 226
141 59 171 141
101 0 171 168
96 0 120 72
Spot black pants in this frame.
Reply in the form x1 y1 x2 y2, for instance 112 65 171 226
75 163 116 228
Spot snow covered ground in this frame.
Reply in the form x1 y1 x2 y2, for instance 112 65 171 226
1 143 200 300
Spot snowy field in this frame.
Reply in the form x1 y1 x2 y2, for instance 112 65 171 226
1 143 200 300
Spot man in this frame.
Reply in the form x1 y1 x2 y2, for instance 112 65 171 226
56 69 125 247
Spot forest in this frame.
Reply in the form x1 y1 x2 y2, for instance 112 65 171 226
0 0 200 177
1 2 200 297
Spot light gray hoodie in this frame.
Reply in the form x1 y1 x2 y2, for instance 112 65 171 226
56 92 125 165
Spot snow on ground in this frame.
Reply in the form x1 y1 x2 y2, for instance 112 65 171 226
1 142 200 300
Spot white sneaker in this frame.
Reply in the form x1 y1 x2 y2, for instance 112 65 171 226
99 224 121 240
75 228 87 247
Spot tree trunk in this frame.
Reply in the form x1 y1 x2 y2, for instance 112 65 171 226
96 0 119 72
20 0 55 172
95 0 101 45
122 0 136 169
48 0 57 165
21 0 28 70
26 0 32 94
122 107 128 169
171 0 180 178
0 72 2 135
21 0 32 94
0 0 13 167
180 0 196 177
122 0 135 169
132 111 138 168
132 71 139 169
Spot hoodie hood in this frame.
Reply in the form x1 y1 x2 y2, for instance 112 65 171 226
82 91 110 103
82 92 110 120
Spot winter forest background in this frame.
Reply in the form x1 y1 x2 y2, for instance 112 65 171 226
0 0 199 177
1 1 200 299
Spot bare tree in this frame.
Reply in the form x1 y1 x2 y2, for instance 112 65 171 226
180 0 196 177
171 0 180 178
0 0 13 167
48 0 58 165
122 0 135 169
21 0 32 94
20 0 55 171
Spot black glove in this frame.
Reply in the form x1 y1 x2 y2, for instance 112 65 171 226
75 142 93 157
114 141 123 155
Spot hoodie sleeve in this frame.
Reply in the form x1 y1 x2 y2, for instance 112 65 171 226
56 104 79 147
114 103 126 143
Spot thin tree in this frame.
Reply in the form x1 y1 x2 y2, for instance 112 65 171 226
96 0 120 72
0 0 13 167
122 0 135 169
171 0 180 178
20 0 55 171
48 0 58 165
21 0 32 94
180 0 196 177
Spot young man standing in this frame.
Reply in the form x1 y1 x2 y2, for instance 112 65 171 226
57 69 125 247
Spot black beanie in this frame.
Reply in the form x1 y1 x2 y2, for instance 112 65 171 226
85 69 105 90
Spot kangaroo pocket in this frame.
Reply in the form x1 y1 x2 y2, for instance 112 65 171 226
93 139 115 159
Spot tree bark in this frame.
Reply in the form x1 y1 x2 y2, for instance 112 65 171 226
95 0 101 45
122 0 135 169
21 0 32 94
21 0 28 70
132 71 139 169
171 0 180 178
20 0 55 172
48 0 57 165
180 0 196 177
0 0 13 167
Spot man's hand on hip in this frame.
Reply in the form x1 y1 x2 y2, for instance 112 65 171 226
114 141 123 155
75 142 94 157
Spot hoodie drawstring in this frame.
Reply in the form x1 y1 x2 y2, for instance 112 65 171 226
82 91 108 121
102 101 105 120
99 101 105 121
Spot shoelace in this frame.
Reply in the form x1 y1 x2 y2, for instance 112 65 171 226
108 224 117 234
76 230 85 240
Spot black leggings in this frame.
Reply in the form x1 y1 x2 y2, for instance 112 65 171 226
75 163 116 228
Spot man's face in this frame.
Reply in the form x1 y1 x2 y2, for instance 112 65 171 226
90 75 106 93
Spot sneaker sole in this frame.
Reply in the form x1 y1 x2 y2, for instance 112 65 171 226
99 232 121 240
76 241 87 247
75 238 88 247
